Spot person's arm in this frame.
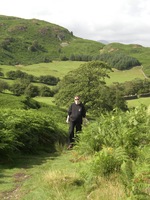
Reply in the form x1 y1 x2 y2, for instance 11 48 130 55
66 104 72 123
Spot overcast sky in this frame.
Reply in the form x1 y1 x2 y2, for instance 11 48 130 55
0 0 150 47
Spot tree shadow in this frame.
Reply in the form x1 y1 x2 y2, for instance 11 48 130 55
0 151 60 184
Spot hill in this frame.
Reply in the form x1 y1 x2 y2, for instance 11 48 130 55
0 15 150 77
100 42 150 77
0 15 104 65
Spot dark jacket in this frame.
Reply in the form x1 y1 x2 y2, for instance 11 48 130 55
68 102 86 123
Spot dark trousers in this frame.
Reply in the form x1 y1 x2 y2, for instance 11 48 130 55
68 120 82 144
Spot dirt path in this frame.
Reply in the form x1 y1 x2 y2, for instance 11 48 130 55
0 171 31 200
0 150 85 200
141 65 149 79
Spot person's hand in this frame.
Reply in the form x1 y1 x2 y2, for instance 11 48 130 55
66 116 70 123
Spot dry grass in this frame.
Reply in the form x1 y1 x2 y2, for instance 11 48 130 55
43 169 85 200
43 170 126 200
87 176 126 200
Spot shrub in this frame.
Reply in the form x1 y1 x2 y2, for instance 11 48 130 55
76 105 150 159
0 108 65 159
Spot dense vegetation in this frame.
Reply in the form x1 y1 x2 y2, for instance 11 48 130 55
0 93 67 159
101 43 150 77
75 106 150 199
0 15 150 200
94 52 141 70
55 61 128 114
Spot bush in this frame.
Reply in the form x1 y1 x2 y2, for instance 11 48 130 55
76 105 150 158
0 108 65 159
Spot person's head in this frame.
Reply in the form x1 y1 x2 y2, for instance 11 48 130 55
74 96 80 104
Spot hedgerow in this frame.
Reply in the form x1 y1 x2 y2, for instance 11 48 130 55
0 108 66 159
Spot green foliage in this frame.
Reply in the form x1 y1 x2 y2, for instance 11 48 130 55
77 106 150 158
39 75 60 85
0 93 40 110
0 79 9 92
39 85 54 97
9 79 29 96
90 146 129 177
24 84 39 97
96 52 141 70
0 15 104 65
6 70 35 82
119 78 150 96
101 42 150 77
55 61 127 114
75 105 150 198
61 38 104 58
120 145 150 199
0 108 65 158
21 96 41 109
55 60 111 105
0 93 27 109
4 69 60 97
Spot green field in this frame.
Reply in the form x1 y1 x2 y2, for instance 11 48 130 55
106 66 145 84
1 62 149 108
0 62 146 83
0 61 82 79
127 97 150 108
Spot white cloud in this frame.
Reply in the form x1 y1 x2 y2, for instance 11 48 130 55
0 0 150 47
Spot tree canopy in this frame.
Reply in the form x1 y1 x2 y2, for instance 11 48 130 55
54 61 127 115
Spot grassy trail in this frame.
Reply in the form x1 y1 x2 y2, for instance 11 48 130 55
0 150 87 200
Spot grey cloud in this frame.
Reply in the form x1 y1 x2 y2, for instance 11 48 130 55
68 21 150 47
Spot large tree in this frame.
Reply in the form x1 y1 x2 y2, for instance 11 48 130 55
54 61 127 115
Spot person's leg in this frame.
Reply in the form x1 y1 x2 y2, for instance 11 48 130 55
76 122 82 132
68 121 75 148
75 122 82 143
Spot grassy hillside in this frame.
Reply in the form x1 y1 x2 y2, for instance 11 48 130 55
1 15 150 77
106 66 145 84
0 15 104 65
0 15 150 77
101 43 150 77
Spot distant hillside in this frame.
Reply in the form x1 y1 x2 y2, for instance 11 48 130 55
100 43 150 77
0 15 104 65
97 40 110 44
0 15 150 77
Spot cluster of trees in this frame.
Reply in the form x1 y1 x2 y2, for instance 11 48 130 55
0 69 60 97
111 78 150 97
95 53 141 70
110 80 150 101
61 52 141 70
5 70 60 85
0 79 55 97
68 54 92 62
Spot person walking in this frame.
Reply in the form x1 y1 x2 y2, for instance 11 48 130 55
66 95 86 149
